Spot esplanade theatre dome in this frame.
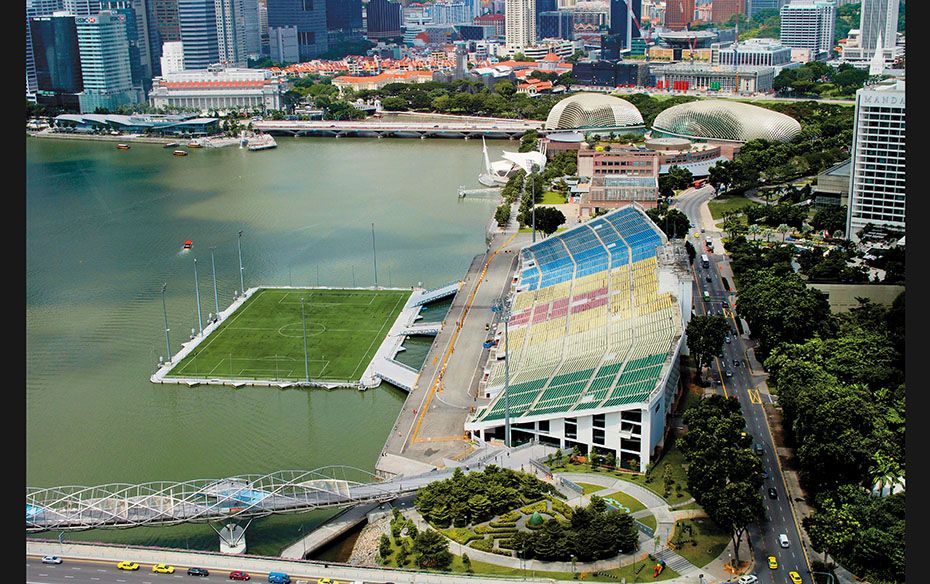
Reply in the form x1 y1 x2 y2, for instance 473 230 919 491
545 93 644 130
652 100 802 143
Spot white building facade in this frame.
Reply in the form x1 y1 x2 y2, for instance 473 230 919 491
160 40 184 74
506 0 536 52
149 64 285 111
269 25 298 64
846 80 906 240
841 0 902 69
711 39 792 69
779 0 835 60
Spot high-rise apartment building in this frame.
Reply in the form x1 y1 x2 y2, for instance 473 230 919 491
846 80 906 240
664 0 693 30
366 0 402 40
266 0 328 57
506 0 536 52
75 11 139 112
178 0 219 68
779 0 835 59
160 40 184 73
711 0 743 23
215 0 247 66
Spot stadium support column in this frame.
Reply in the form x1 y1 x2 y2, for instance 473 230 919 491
301 296 310 383
505 303 511 448
194 258 203 336
161 283 171 363
237 230 245 296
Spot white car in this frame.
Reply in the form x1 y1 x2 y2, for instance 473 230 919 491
738 575 759 584
41 556 63 565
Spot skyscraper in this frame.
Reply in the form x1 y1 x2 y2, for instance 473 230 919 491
178 0 219 68
538 11 573 40
30 12 84 109
846 80 905 240
153 0 181 41
711 0 744 23
859 0 898 52
27 0 64 98
160 39 184 73
325 0 361 31
609 0 641 50
101 0 154 93
242 0 262 56
747 0 786 17
216 0 247 66
266 0 328 59
535 0 556 38
75 11 138 112
664 0 693 30
366 0 402 40
505 0 535 52
779 0 835 60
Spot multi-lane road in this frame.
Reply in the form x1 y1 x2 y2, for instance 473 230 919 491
674 186 813 584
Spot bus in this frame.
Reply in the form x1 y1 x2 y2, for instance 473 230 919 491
703 290 711 302
701 254 710 268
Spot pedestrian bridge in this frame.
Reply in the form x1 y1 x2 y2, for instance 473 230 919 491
26 466 454 533
410 282 461 307
252 120 543 139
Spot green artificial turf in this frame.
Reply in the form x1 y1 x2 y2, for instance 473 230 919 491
169 287 410 381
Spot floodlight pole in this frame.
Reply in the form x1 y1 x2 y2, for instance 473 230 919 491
498 296 511 448
237 230 245 296
193 258 203 335
210 246 220 317
301 297 310 383
161 283 171 363
371 222 379 289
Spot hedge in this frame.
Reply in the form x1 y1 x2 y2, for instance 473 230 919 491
469 536 494 552
489 521 518 529
519 500 549 514
498 510 522 522
549 497 573 519
442 528 481 545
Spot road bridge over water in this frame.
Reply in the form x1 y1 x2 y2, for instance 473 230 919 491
252 120 544 139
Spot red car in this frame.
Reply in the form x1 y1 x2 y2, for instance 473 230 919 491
229 571 250 581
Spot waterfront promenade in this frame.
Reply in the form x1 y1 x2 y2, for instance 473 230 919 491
253 119 543 139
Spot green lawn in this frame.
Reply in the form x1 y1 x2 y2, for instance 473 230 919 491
450 553 681 582
638 513 657 532
708 196 760 219
600 490 647 514
169 287 410 381
575 482 606 495
669 518 731 568
540 190 568 204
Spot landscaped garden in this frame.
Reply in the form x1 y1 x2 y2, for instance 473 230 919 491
667 518 732 568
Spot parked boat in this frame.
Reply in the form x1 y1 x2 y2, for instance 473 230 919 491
173 150 188 157
246 134 277 151
187 140 203 148
116 143 130 150
183 240 193 250
164 142 179 148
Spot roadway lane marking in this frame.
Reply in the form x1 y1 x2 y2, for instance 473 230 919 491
748 388 762 404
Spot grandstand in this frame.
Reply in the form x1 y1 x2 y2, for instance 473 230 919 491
464 205 689 472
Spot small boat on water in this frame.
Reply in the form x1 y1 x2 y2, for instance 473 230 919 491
187 140 203 148
164 142 179 148
173 150 188 156
116 143 130 150
183 240 193 250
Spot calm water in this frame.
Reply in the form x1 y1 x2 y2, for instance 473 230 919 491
26 136 500 553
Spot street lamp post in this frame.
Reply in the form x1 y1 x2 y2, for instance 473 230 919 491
193 258 203 335
161 283 171 363
301 297 310 383
371 222 379 289
236 230 245 296
491 297 511 448
210 246 220 318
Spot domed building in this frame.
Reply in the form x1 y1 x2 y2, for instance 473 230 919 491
651 100 802 143
545 93 644 131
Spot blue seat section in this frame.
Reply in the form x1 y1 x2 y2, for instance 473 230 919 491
603 208 663 264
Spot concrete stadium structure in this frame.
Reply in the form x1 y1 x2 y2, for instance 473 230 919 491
652 99 802 143
545 93 645 132
465 205 692 472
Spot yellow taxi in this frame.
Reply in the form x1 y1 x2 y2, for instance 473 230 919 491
152 564 175 574
317 578 334 584
694 232 700 238
117 561 140 571
789 571 803 584
768 556 778 569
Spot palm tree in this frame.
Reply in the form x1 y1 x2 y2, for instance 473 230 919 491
748 224 762 242
777 223 791 242
762 227 774 243
868 453 904 496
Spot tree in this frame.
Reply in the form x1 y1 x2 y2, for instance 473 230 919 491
533 206 566 236
412 529 453 570
381 96 407 111
666 165 694 190
721 210 747 237
684 240 696 264
685 315 730 381
378 533 392 561
495 203 511 227
467 494 494 523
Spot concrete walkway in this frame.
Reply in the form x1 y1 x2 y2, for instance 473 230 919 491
280 502 381 560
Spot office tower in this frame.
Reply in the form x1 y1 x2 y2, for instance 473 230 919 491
712 0 743 22
269 25 298 62
325 0 361 30
859 0 898 52
779 1 835 59
62 0 101 14
266 0 328 59
664 0 693 30
30 12 84 109
535 0 556 37
242 0 261 56
178 0 218 68
538 11 573 40
846 80 906 240
153 0 181 41
366 0 402 40
747 0 785 17
258 0 268 53
506 0 535 52
75 11 138 111
160 39 184 72
101 1 154 93
28 0 65 98
216 0 247 66
609 0 641 49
